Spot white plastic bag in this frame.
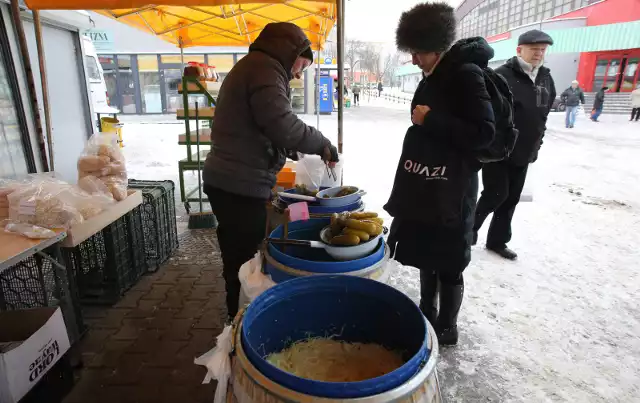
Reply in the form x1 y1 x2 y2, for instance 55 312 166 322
294 154 343 190
238 252 276 305
78 132 128 201
194 326 233 403
376 258 399 285
5 223 56 239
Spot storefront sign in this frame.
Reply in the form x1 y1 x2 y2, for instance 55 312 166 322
83 29 114 52
324 57 333 64
319 76 333 114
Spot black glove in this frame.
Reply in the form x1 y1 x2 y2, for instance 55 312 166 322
322 144 339 163
285 149 300 161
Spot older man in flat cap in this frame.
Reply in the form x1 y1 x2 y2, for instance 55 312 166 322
473 29 556 261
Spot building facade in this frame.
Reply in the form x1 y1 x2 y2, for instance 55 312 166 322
0 6 96 181
397 0 640 96
88 11 316 115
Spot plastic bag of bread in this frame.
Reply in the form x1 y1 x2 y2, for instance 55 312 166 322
7 179 85 229
78 132 128 201
102 175 128 201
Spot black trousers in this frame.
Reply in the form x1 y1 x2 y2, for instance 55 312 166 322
474 161 528 248
631 108 640 121
204 185 267 318
353 94 360 104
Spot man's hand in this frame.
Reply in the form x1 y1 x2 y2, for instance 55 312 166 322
322 144 339 168
412 105 431 125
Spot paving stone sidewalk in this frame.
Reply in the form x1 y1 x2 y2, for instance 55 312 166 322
64 229 224 403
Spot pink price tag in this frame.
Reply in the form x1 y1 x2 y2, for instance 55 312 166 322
288 202 310 222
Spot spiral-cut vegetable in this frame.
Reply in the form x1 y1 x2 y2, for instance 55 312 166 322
266 338 404 382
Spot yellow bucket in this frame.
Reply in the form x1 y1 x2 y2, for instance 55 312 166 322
100 117 124 148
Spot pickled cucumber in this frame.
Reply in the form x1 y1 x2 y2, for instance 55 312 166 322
361 220 384 236
349 212 378 220
330 234 361 246
342 228 370 242
344 219 378 236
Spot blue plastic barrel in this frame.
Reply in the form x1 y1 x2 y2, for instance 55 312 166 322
241 275 429 399
266 219 385 280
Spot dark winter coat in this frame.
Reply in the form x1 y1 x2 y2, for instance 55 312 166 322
593 88 606 110
385 37 496 262
203 23 330 199
561 86 585 107
495 57 556 165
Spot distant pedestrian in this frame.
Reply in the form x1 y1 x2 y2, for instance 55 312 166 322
352 84 361 105
378 81 383 96
631 85 640 121
591 86 607 122
561 80 585 128
473 29 555 261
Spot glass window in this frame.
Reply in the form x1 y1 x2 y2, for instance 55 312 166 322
594 59 608 76
291 77 304 114
0 50 28 178
85 55 101 82
99 55 118 108
161 54 204 64
138 55 161 113
621 58 639 91
208 54 234 73
117 55 136 114
607 60 620 77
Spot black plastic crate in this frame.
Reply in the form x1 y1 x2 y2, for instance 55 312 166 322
62 209 146 305
128 179 179 271
0 247 82 342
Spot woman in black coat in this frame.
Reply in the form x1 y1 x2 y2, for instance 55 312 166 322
385 3 496 346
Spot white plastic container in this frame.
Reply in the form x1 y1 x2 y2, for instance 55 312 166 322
294 154 343 190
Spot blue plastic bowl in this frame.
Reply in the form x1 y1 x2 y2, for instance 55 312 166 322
266 219 385 274
241 275 429 399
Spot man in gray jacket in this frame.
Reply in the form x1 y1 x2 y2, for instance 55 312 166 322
203 22 338 319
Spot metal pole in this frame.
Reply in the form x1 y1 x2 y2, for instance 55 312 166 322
316 45 320 129
10 0 49 171
336 0 345 154
33 10 54 171
179 36 184 64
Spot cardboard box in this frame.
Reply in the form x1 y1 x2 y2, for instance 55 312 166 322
0 308 71 403
59 189 142 248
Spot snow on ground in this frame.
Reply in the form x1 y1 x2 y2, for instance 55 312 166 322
119 98 640 402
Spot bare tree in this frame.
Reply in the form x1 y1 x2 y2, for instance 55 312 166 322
381 52 401 87
345 39 364 83
359 43 381 83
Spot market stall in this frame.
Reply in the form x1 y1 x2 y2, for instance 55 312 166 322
17 1 443 402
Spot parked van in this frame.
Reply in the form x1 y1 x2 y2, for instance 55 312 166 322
82 35 118 119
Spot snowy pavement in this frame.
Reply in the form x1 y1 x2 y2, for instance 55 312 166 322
120 100 640 402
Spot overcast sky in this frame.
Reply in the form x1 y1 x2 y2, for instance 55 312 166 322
344 0 463 44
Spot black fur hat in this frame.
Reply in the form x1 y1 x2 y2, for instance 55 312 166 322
396 2 456 53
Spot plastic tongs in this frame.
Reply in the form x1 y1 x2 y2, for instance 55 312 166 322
325 163 337 182
325 145 339 182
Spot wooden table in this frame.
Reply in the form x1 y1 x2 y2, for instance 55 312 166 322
0 228 83 344
0 229 66 273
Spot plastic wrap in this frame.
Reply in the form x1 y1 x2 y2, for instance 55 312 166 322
78 132 128 201
238 252 276 307
6 177 115 229
194 326 233 403
5 223 56 239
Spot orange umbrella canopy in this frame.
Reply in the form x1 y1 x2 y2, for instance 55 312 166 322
24 0 336 49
